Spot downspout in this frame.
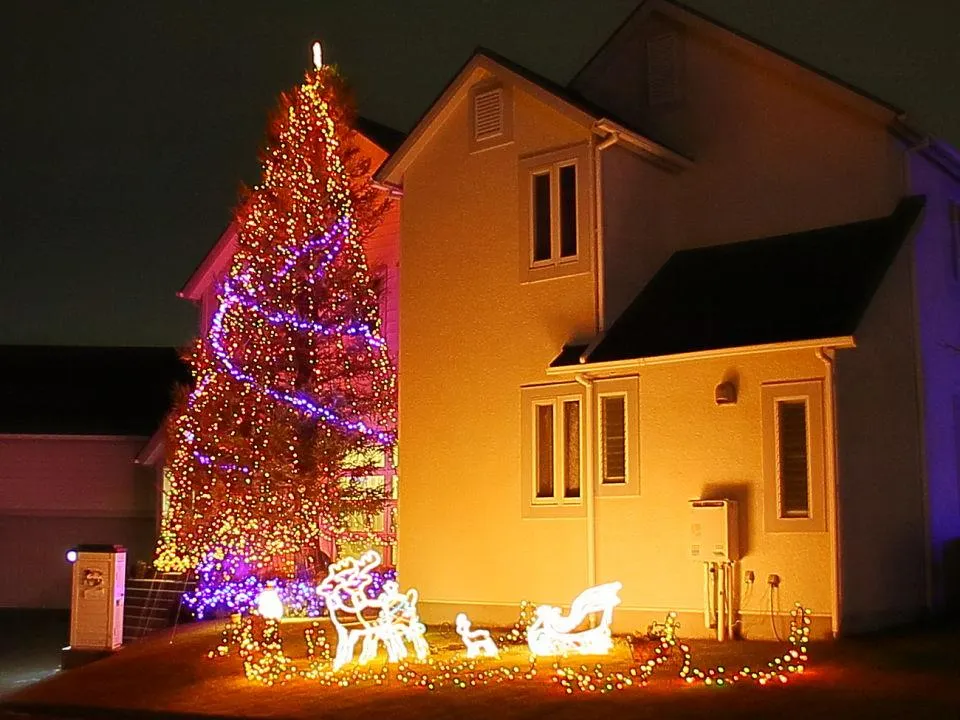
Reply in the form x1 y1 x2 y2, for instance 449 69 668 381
816 347 843 637
594 132 620 334
575 373 597 588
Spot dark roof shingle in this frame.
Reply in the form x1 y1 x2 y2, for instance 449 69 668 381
552 196 925 367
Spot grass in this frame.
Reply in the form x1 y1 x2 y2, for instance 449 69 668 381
3 616 959 720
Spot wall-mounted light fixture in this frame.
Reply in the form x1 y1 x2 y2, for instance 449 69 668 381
715 380 737 405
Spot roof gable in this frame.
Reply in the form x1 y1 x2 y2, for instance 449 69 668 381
552 196 925 367
571 0 904 124
376 47 688 186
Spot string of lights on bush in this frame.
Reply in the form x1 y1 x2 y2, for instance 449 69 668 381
212 602 812 693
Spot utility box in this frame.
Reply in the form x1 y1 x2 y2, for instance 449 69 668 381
689 500 738 562
69 544 126 651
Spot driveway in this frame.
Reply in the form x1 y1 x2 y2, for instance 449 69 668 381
0 611 68 698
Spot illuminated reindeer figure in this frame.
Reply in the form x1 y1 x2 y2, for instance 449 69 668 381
317 550 428 670
527 581 623 656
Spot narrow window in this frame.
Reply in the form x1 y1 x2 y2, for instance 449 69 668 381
777 400 810 518
532 173 552 263
562 400 581 498
535 404 554 498
647 33 680 106
559 164 577 258
601 396 626 484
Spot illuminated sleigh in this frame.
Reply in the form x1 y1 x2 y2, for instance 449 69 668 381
527 581 623 656
317 550 428 670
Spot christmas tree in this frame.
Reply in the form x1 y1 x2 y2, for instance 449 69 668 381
155 44 397 611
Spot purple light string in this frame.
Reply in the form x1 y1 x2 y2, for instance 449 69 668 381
180 213 394 485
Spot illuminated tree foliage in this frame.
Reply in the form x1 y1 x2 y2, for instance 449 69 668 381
155 51 396 584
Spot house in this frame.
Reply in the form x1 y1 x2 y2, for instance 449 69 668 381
139 117 405 565
375 0 960 637
0 346 189 608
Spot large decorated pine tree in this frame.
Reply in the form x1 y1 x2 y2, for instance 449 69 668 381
155 44 396 604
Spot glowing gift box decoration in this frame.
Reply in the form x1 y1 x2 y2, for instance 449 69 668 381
317 551 428 670
527 581 622 657
455 613 499 658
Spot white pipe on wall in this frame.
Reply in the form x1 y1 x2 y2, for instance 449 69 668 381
726 563 735 640
575 374 597 588
703 562 714 629
716 562 726 641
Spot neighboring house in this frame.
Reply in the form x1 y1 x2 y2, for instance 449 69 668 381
139 118 405 565
376 0 960 637
0 346 188 608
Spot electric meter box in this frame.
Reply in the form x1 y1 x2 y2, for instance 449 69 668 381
689 500 738 562
69 544 126 651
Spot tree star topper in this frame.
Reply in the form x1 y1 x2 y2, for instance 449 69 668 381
313 41 323 69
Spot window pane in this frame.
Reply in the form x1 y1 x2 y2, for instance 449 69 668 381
601 396 626 483
559 165 577 258
535 404 554 498
533 173 552 262
563 400 581 498
778 400 809 517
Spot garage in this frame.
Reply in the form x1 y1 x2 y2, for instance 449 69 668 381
0 346 188 608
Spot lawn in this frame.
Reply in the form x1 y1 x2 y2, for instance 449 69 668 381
2 615 958 720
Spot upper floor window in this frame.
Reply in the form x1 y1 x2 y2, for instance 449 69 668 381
531 162 578 264
469 82 513 152
519 144 592 283
646 32 682 107
761 380 826 532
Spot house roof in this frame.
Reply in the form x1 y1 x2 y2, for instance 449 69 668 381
0 346 191 436
180 116 405 301
354 116 407 154
551 196 925 367
570 0 905 121
376 47 690 186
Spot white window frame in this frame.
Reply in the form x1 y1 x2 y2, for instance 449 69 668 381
761 380 826 532
518 143 593 284
595 377 640 497
521 383 586 518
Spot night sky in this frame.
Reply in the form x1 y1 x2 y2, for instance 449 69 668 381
3 0 958 348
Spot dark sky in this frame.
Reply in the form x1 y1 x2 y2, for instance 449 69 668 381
3 0 959 348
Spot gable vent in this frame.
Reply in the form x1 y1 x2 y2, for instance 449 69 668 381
647 33 681 106
474 88 504 142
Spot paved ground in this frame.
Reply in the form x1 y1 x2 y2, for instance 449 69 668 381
1 613 958 719
0 611 68 699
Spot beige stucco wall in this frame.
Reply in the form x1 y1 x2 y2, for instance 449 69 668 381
593 348 833 637
397 70 836 635
397 77 597 610
835 237 927 632
577 9 905 327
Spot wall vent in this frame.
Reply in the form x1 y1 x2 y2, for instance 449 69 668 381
474 88 504 141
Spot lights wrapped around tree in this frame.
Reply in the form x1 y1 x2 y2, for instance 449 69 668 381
155 41 396 598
